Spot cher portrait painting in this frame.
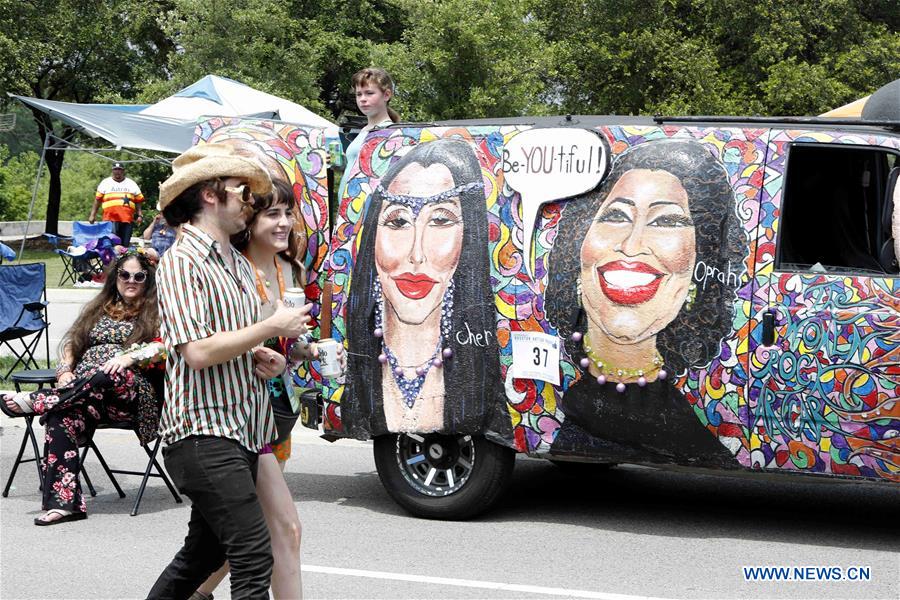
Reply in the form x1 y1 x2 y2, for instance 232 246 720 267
344 138 506 439
545 138 744 465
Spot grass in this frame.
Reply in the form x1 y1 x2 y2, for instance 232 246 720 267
0 355 57 392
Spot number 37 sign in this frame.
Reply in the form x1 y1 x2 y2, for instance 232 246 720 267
510 331 561 385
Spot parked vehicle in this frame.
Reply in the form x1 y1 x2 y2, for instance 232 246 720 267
196 108 900 520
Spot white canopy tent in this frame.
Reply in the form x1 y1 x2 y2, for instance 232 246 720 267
12 74 337 154
11 75 338 255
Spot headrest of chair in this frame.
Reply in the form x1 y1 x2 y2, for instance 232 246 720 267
882 166 900 238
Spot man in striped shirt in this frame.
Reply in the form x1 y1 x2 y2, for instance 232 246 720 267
147 144 312 600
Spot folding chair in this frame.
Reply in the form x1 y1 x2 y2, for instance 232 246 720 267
0 263 50 379
0 241 16 264
78 374 182 516
54 221 117 286
0 368 56 497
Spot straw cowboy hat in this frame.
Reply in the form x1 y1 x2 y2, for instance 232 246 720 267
158 143 272 210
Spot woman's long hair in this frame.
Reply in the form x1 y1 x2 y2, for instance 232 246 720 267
351 67 400 123
62 252 160 364
545 138 744 376
345 138 503 438
233 179 307 284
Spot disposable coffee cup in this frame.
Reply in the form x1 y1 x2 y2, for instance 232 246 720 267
283 287 306 308
317 338 343 378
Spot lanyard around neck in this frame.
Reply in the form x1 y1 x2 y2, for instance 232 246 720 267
244 254 285 303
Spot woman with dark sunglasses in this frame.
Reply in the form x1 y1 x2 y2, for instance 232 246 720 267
2 249 166 525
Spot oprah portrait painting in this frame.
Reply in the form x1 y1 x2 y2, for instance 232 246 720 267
343 138 506 439
545 139 744 466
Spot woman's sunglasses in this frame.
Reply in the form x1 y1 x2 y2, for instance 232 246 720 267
117 269 148 283
223 184 253 204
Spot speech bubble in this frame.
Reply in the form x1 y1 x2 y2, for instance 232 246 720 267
502 128 607 277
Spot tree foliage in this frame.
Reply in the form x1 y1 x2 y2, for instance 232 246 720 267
375 0 550 120
534 0 900 116
0 0 173 231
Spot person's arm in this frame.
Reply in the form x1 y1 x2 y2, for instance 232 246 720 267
134 187 144 223
88 195 101 224
56 343 77 385
179 302 311 370
142 216 157 240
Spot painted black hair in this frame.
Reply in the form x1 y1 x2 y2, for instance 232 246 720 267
344 138 505 438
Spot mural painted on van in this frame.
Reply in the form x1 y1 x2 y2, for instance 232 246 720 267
321 123 898 483
193 117 332 387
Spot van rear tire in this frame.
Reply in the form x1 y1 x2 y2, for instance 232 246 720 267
373 433 515 520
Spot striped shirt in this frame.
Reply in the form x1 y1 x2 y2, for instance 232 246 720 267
96 176 144 222
156 223 275 451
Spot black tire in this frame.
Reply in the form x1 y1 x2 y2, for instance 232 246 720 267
373 433 515 520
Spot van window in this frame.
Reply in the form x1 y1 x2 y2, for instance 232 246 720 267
778 144 899 275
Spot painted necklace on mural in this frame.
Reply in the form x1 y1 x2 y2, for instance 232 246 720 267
581 332 667 390
373 277 454 408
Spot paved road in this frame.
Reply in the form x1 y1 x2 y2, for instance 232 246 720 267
1 416 897 600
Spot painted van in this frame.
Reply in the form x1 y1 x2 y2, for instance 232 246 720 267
195 113 900 519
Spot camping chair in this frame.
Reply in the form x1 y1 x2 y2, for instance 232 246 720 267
78 372 182 516
0 263 50 379
1 368 56 497
0 241 16 264
54 221 117 286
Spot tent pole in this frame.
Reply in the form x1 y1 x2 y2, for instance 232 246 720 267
18 132 51 260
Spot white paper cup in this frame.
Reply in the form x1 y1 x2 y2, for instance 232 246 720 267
317 338 343 378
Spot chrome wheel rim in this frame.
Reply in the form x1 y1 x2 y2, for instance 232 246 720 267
394 433 475 496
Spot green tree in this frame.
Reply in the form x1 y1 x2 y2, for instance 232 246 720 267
0 0 173 233
143 0 325 113
144 0 409 121
374 0 550 120
534 0 900 116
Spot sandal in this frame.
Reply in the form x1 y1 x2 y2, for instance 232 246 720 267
34 509 87 526
2 391 35 415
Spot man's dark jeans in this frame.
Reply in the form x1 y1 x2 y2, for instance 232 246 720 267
147 436 272 600
113 221 133 247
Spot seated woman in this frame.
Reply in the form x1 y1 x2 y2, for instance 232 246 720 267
2 249 165 525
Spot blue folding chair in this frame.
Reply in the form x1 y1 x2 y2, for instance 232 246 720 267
0 241 16 264
0 262 50 379
54 221 117 286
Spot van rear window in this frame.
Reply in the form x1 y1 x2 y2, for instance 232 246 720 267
778 144 899 275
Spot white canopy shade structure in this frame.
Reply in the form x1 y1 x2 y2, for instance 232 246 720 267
10 74 338 256
140 75 337 134
10 96 195 153
12 74 337 154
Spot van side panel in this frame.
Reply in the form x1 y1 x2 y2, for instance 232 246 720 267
326 124 768 470
752 130 900 482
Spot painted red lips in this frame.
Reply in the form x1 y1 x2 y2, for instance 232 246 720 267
393 273 438 300
596 260 663 305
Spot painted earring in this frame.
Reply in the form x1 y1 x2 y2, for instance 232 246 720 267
684 283 697 311
576 278 583 307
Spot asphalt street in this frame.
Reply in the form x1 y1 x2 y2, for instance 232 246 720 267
1 415 897 600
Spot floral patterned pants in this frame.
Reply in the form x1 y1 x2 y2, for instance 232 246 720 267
35 370 135 514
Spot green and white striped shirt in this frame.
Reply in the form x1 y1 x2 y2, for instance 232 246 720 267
157 223 275 452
